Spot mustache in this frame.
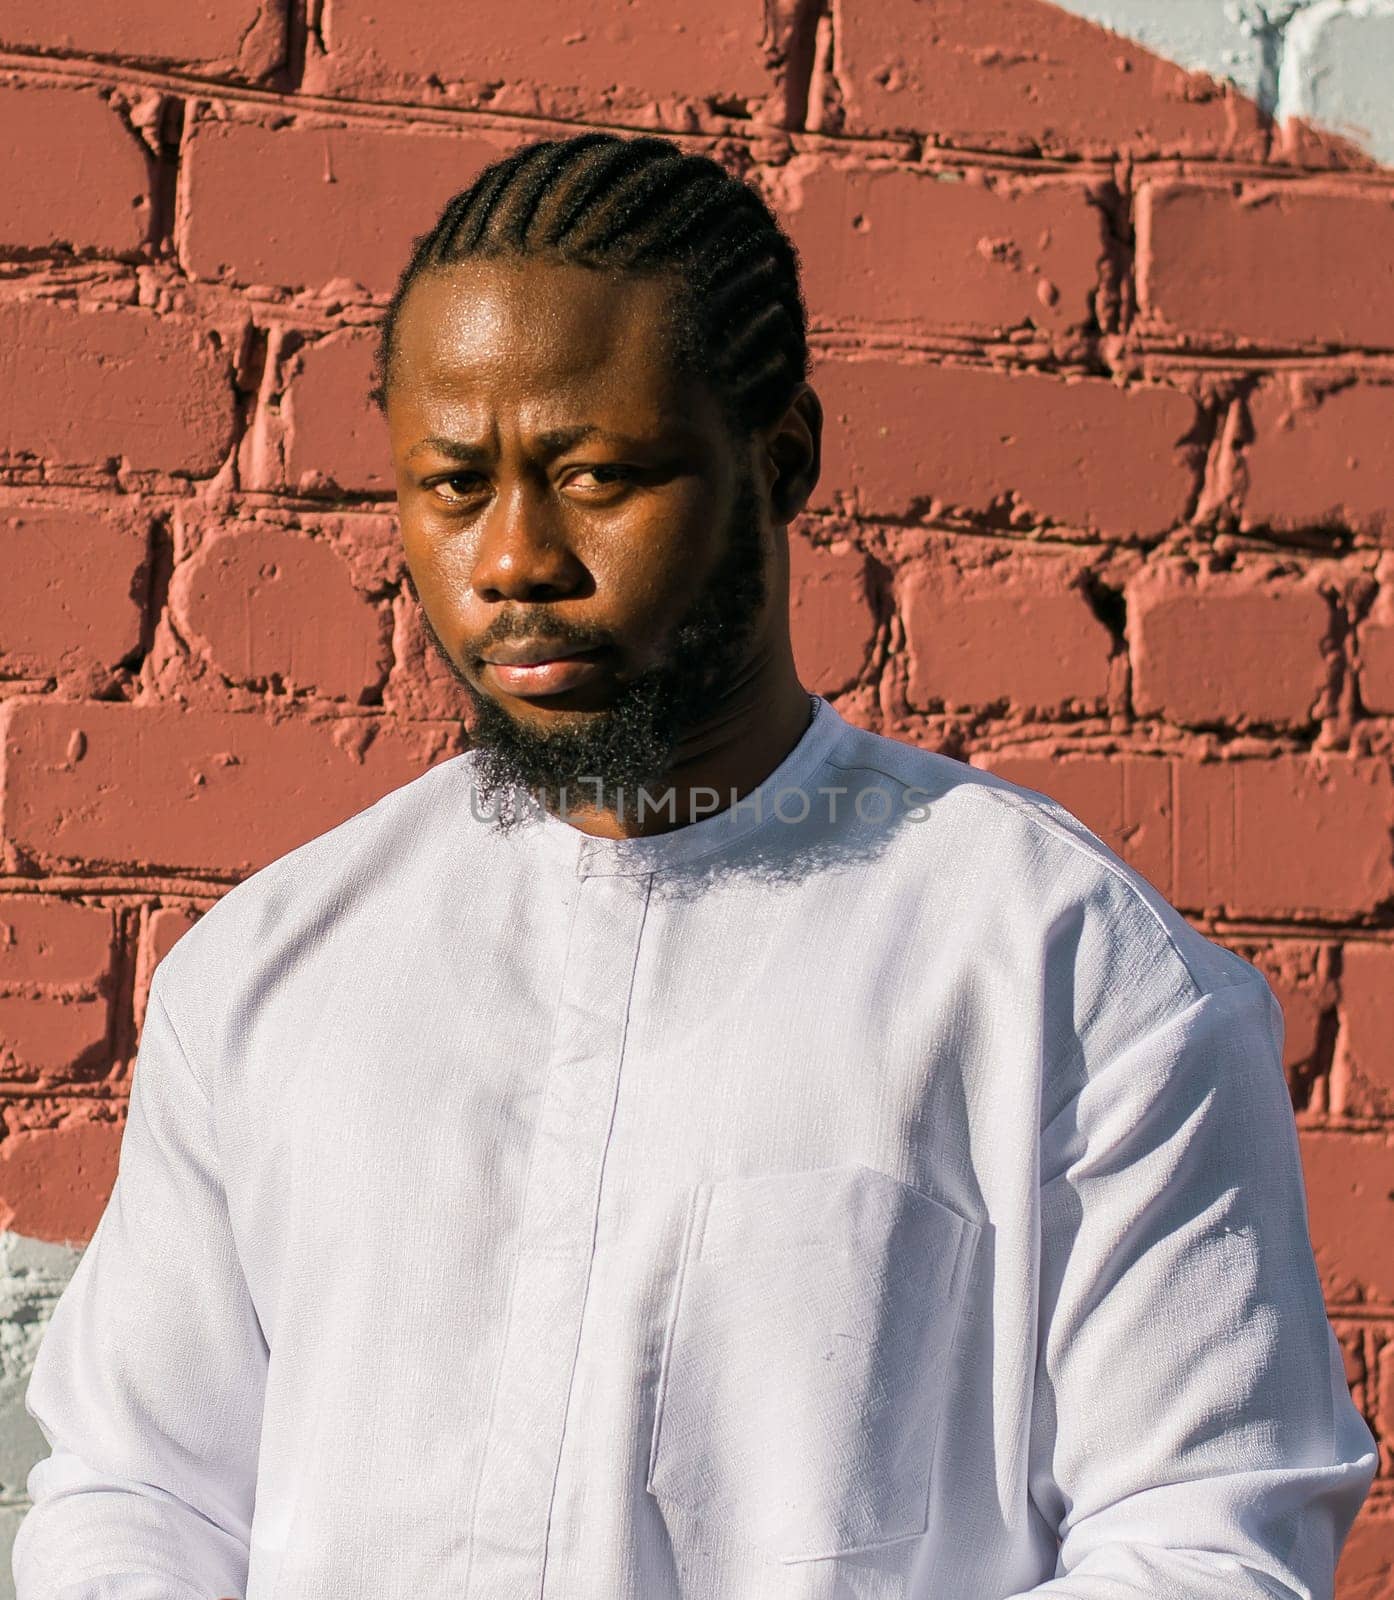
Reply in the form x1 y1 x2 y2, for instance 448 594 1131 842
408 569 614 668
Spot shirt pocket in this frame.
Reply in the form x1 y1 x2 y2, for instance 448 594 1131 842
645 1162 980 1565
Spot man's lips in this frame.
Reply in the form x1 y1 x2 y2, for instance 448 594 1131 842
483 638 600 666
480 645 610 697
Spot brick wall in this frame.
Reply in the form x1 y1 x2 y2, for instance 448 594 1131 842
0 1 1391 1592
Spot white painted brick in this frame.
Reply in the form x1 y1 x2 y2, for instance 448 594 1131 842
0 1231 83 1499
1049 0 1269 100
1278 0 1394 163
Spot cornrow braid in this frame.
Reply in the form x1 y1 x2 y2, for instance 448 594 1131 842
370 132 809 443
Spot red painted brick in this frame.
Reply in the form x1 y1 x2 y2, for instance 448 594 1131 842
1378 1339 1394 1479
306 0 775 118
975 754 1173 896
901 554 1113 717
134 904 202 1033
813 357 1196 537
1128 564 1331 728
1237 941 1337 1108
0 701 458 877
0 895 113 988
383 592 476 725
833 0 1264 159
0 1116 121 1247
1338 944 1394 1120
787 531 876 697
0 2 1387 1361
1361 564 1394 716
0 506 149 692
169 527 391 701
1137 182 1394 350
0 0 285 77
776 160 1106 338
0 897 114 1080
1242 380 1394 542
145 904 201 972
1298 1131 1394 1307
0 301 234 474
280 332 392 495
180 120 513 295
1174 758 1394 920
1337 1504 1394 1600
1333 1322 1368 1402
0 87 149 255
303 509 406 597
0 994 110 1079
979 753 1394 918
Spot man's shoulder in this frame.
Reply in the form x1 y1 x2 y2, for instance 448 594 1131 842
154 748 475 995
826 720 1260 1005
832 725 1275 1098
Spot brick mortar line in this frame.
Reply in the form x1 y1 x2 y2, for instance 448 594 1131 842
4 48 1394 191
0 48 920 161
3 875 1394 935
2 693 1389 733
1215 922 1394 943
810 338 1394 372
5 274 1394 379
2 685 1390 733
1299 1124 1394 1138
0 874 244 897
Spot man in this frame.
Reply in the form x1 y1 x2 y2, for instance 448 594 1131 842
14 132 1376 1600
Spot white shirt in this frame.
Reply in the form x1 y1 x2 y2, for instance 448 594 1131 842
14 694 1376 1600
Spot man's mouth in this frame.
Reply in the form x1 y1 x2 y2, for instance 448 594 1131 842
480 645 611 698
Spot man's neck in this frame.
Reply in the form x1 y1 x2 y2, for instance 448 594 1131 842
552 666 814 841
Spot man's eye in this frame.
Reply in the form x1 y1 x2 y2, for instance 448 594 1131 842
570 465 632 490
433 473 481 503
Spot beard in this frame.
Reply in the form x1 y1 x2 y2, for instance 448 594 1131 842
409 463 769 834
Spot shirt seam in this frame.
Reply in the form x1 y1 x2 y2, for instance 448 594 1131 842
145 976 229 1229
140 973 272 1371
539 873 655 1593
147 975 214 1108
460 869 590 1592
1026 972 1276 1541
1036 974 1273 1176
823 752 1208 1006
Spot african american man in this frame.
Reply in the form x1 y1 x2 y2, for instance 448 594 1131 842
15 131 1376 1600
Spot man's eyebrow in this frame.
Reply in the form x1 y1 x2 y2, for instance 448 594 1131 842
407 434 485 465
406 424 663 464
537 424 651 454
537 422 707 454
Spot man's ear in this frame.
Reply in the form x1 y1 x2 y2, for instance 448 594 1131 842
762 383 823 525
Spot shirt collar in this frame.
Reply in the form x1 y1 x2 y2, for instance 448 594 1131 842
473 694 845 877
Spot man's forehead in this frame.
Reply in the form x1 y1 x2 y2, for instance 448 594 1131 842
391 258 688 407
396 258 678 360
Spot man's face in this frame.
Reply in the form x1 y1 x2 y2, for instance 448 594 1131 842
384 255 779 828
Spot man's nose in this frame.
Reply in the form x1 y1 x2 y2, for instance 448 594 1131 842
469 481 585 604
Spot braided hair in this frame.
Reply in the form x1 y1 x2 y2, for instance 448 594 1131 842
370 132 809 443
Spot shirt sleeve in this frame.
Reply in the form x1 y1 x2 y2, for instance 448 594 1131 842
11 969 268 1600
1009 973 1377 1600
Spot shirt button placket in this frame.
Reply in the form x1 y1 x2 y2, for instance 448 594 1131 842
462 849 652 1600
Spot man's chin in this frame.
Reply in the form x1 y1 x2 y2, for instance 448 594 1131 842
461 677 685 825
468 684 614 732
463 679 623 752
